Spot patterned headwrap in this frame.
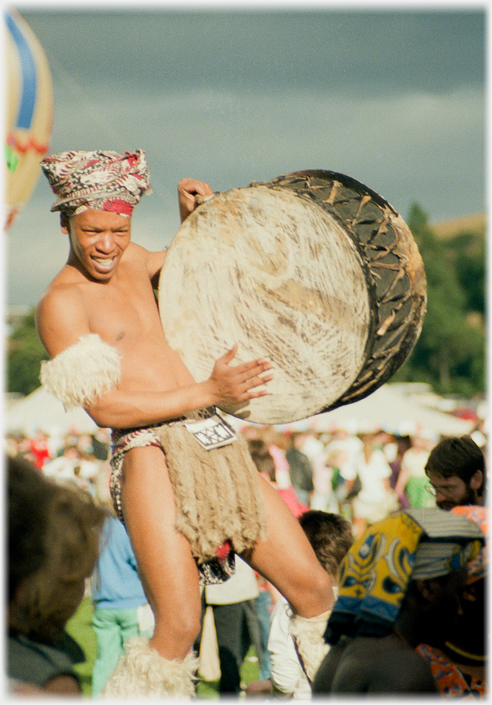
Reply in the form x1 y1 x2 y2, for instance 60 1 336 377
450 505 487 584
324 508 484 645
40 149 152 218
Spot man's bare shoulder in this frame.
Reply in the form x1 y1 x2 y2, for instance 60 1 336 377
36 275 91 357
37 270 86 316
122 241 166 280
123 241 148 259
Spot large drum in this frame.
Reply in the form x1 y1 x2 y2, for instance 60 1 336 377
159 170 426 424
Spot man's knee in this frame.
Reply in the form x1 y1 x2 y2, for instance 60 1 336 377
302 566 333 602
288 565 334 617
182 609 202 645
312 565 334 596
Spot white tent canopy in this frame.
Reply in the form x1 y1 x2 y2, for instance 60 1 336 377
6 383 475 440
277 384 475 438
6 385 98 436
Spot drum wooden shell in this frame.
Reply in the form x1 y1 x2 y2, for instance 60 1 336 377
159 170 426 424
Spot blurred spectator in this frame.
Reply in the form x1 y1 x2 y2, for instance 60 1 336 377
378 430 399 467
386 434 412 508
416 505 487 697
310 447 342 514
268 511 353 699
253 572 277 685
325 426 363 472
341 431 399 537
248 437 308 518
286 432 314 505
28 429 51 468
92 514 153 696
260 426 292 491
299 430 325 467
313 508 484 695
197 556 262 695
324 426 363 514
394 432 436 508
425 435 485 510
8 454 106 696
43 445 83 482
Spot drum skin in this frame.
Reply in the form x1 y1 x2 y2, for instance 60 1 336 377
159 170 426 424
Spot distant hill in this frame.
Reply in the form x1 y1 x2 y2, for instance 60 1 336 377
430 213 486 239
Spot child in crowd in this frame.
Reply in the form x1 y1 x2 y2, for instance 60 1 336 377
268 510 353 698
248 437 308 518
8 454 107 696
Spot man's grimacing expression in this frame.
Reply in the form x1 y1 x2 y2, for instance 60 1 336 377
63 209 131 281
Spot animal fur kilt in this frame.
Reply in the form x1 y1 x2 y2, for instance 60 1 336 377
110 407 267 585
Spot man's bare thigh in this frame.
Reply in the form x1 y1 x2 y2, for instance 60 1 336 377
120 445 202 657
120 446 200 600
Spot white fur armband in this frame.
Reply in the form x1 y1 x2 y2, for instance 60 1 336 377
40 333 122 409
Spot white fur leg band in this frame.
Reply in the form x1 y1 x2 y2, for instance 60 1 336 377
289 610 331 684
40 334 121 409
102 637 199 699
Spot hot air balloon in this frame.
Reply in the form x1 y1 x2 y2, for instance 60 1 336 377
5 8 54 230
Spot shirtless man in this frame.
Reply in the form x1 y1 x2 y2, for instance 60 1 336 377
36 150 334 697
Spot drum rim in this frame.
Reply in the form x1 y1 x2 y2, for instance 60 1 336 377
254 170 427 411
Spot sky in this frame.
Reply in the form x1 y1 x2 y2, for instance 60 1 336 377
5 2 486 307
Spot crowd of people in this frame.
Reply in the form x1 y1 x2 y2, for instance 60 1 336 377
7 149 487 699
6 427 113 506
7 422 487 699
8 421 486 534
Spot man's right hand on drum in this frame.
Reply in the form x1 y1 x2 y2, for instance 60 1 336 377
207 344 273 406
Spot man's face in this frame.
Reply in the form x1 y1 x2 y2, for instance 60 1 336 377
63 208 131 281
426 470 479 510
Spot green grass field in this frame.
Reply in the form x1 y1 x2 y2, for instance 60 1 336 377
65 598 98 697
65 598 260 698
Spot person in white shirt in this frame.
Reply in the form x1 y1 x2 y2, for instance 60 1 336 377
341 431 399 538
42 445 82 481
200 556 261 695
268 510 353 699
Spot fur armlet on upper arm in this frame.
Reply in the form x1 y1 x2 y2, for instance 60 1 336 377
40 334 122 409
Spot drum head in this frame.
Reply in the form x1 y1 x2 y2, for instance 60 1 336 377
159 184 372 424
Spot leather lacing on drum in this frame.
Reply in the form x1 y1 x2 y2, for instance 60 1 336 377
253 170 426 410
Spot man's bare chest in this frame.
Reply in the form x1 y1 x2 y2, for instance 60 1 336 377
83 278 162 345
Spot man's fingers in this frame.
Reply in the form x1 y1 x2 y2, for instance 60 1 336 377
236 373 273 404
242 378 272 400
247 388 269 399
219 348 271 375
247 373 273 388
239 362 272 384
237 357 271 373
219 344 238 364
